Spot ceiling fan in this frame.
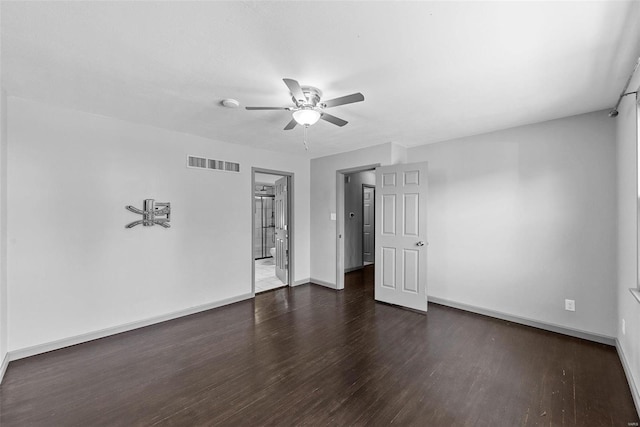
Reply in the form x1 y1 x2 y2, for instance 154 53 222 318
245 78 365 131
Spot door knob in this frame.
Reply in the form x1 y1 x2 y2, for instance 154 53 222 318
416 241 425 247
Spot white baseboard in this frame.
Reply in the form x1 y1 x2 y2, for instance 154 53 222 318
428 296 616 346
616 339 640 418
0 352 8 384
293 278 310 286
310 278 337 289
7 293 253 363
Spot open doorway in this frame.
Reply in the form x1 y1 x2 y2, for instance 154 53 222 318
252 169 293 293
337 166 378 291
362 184 375 266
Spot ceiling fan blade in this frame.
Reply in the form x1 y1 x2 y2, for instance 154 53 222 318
321 112 348 127
283 78 307 105
322 93 364 108
284 119 297 130
245 106 288 110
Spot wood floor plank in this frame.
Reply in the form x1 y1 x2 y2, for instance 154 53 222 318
1 265 638 426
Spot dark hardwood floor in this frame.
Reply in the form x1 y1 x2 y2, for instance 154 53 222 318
1 265 638 426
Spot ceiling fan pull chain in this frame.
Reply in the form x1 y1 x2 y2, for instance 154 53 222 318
303 124 309 151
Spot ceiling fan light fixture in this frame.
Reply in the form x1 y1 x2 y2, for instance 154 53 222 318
292 109 321 126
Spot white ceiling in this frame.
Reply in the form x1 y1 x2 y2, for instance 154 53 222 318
2 1 639 158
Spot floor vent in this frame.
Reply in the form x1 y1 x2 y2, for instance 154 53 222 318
187 155 240 173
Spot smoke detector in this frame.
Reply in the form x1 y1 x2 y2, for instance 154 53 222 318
221 99 240 108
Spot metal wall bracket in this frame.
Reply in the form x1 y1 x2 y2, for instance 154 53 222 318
126 199 171 228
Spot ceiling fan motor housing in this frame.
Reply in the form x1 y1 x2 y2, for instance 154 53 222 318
294 86 322 107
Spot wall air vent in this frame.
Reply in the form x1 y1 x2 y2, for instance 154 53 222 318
187 155 207 169
224 161 240 172
187 155 240 173
208 159 225 170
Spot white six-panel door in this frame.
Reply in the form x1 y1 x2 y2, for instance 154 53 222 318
275 176 288 284
375 162 428 312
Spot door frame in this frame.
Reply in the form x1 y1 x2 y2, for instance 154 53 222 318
336 164 380 290
251 167 295 295
362 184 375 265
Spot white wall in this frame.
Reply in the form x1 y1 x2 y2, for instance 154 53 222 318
254 172 280 186
344 170 375 271
6 96 310 352
616 68 640 409
409 111 617 337
0 90 7 371
310 142 401 286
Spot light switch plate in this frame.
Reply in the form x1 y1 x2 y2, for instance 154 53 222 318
330 212 336 221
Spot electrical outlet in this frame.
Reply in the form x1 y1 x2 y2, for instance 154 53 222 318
565 299 575 312
622 319 626 335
